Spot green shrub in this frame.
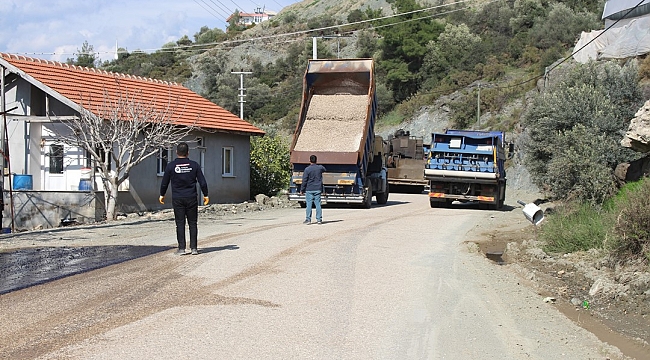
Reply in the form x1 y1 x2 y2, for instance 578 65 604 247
250 134 291 198
522 61 643 204
449 92 477 129
377 110 403 127
543 125 618 204
611 178 650 263
541 203 608 253
639 56 650 80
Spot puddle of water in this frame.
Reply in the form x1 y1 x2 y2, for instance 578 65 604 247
554 301 650 360
478 238 649 359
0 245 169 295
478 240 508 265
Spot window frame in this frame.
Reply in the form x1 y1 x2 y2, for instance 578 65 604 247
157 147 173 176
49 144 64 174
222 146 234 177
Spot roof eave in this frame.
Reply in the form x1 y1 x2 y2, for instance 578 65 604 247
0 58 81 112
200 127 265 137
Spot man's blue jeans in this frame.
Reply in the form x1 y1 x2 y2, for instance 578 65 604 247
305 190 322 222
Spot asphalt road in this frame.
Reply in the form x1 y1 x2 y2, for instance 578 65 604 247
0 193 626 359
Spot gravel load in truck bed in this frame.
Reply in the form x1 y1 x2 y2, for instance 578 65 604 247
293 94 369 152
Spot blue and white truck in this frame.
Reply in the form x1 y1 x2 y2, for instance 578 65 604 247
288 58 388 208
424 130 509 209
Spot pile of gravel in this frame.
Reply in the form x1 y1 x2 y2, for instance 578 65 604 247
293 94 368 152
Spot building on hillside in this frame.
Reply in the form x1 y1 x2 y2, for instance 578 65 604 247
573 0 650 63
0 53 265 230
602 0 650 27
227 8 277 26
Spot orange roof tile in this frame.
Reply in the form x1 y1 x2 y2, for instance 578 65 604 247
0 53 265 136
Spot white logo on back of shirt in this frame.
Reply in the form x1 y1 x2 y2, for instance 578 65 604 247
175 163 192 174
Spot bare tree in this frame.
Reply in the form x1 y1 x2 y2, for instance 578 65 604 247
54 86 196 220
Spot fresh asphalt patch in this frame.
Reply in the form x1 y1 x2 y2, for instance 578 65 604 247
0 245 170 294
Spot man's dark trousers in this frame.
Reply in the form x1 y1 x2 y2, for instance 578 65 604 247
173 197 199 250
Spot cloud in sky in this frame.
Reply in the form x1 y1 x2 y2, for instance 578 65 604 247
0 0 296 62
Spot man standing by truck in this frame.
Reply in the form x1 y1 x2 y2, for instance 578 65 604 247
300 155 326 225
159 142 209 255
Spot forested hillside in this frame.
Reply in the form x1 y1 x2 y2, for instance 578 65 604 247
90 0 608 131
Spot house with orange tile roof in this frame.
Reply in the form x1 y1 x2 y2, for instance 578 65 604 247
0 53 264 230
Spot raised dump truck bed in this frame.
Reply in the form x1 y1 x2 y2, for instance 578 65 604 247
288 59 388 208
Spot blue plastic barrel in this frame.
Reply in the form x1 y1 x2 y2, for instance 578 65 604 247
79 179 93 191
13 174 33 190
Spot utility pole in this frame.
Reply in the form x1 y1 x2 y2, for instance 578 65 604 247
1 66 5 187
477 82 481 126
544 66 549 89
231 70 252 119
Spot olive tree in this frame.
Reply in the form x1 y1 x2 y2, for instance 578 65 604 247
522 61 643 204
420 23 483 90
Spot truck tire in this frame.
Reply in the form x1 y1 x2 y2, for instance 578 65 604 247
363 182 373 209
498 183 505 209
430 199 441 208
299 201 306 208
489 183 504 210
376 181 389 205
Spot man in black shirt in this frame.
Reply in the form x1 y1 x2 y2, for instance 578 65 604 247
159 142 209 255
300 154 326 225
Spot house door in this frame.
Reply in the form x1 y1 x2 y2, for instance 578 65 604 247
43 143 67 190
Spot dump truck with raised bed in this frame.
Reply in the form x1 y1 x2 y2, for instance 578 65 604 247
385 129 428 193
288 58 388 208
424 130 509 209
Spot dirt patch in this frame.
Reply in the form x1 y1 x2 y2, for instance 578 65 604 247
475 215 650 359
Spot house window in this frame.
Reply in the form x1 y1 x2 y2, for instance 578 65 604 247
89 147 112 172
85 149 93 169
157 147 173 175
222 147 234 176
49 144 64 174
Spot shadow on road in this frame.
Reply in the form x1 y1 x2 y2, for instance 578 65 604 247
199 244 240 254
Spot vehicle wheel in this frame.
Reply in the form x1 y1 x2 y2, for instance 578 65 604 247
376 182 389 205
299 201 306 208
363 182 373 209
498 184 505 209
491 185 505 210
430 200 440 208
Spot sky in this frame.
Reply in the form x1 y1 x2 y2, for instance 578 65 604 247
0 0 298 63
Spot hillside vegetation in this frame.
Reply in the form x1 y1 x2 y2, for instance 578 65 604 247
68 0 650 265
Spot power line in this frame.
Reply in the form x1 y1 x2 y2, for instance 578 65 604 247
192 0 228 24
12 0 482 58
225 0 243 13
132 0 482 54
493 0 648 90
270 1 284 11
206 0 233 18
194 0 221 20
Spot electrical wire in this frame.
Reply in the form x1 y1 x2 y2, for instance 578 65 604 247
492 0 648 90
13 0 481 58
206 0 233 18
192 0 226 24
